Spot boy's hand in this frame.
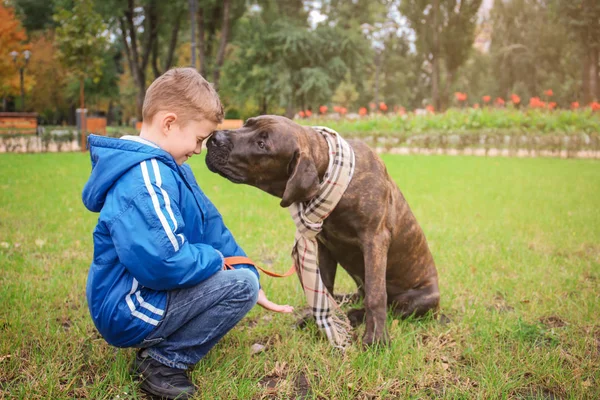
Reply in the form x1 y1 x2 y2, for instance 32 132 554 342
257 289 294 313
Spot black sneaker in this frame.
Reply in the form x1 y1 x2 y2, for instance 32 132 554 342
131 351 196 399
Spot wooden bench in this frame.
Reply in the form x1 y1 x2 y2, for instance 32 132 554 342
0 112 38 135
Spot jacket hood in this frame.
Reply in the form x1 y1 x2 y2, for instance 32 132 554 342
82 135 178 212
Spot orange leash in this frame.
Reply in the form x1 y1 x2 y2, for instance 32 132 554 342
223 256 296 278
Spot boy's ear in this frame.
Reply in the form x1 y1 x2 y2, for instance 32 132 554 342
161 113 177 135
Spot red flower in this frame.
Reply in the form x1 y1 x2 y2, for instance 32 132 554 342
333 106 341 113
319 105 328 114
454 92 467 102
339 107 348 115
298 111 305 118
473 103 480 109
358 107 367 116
571 101 579 109
482 95 491 103
591 102 600 111
511 94 521 104
495 97 505 106
529 97 544 108
379 102 388 111
305 110 312 117
369 102 376 110
397 106 406 115
548 102 557 110
544 89 553 97
425 105 435 113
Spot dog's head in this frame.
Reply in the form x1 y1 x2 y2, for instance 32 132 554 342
206 115 320 207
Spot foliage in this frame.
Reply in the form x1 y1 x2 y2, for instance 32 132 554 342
26 31 69 123
332 73 359 109
223 5 371 118
0 3 28 98
53 0 108 83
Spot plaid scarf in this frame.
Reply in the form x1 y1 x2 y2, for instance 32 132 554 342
288 126 355 348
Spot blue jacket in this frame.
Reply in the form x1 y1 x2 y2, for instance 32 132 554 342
82 135 258 348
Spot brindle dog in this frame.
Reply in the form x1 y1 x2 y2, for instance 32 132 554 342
205 115 439 346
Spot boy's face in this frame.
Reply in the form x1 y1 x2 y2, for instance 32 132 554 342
163 117 218 165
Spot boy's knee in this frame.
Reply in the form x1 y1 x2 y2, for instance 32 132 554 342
231 268 259 305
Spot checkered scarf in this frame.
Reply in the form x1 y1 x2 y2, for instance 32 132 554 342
288 126 355 349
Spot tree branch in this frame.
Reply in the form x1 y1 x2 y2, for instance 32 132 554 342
164 9 183 72
213 0 231 90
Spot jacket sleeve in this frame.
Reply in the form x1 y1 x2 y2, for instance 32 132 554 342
108 184 224 291
200 191 261 284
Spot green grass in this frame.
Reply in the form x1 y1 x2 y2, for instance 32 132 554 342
1 152 599 399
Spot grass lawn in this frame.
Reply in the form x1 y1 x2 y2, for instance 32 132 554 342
1 152 599 399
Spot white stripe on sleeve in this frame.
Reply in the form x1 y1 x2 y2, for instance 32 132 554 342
140 160 179 251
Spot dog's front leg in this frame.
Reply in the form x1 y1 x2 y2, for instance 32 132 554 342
361 231 390 347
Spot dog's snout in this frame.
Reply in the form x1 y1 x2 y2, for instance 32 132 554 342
209 130 228 147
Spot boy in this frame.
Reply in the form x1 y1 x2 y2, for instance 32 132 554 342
82 67 292 399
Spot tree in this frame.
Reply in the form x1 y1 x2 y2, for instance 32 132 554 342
488 0 580 106
0 3 28 109
12 0 57 32
559 0 600 103
26 31 69 123
195 0 247 89
54 0 107 112
98 0 187 121
400 0 482 110
332 74 359 109
440 0 482 108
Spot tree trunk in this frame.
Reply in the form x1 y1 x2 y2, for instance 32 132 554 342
374 51 381 106
120 0 157 121
443 69 455 110
260 96 267 115
213 0 231 91
590 46 599 102
107 100 114 126
189 0 197 68
432 0 441 111
80 77 86 152
583 48 592 104
197 6 206 76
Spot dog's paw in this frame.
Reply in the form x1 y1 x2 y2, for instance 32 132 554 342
347 308 366 328
362 329 390 349
293 308 314 330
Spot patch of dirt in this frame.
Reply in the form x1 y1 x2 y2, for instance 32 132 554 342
555 243 600 263
293 372 311 399
487 293 514 313
510 385 564 399
539 316 567 329
258 361 291 399
413 374 479 397
56 316 73 330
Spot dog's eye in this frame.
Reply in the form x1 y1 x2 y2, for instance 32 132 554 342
257 140 266 149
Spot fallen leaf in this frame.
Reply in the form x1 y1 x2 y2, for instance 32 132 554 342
35 239 46 247
0 242 9 248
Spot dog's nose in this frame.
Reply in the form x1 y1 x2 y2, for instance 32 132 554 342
210 130 228 147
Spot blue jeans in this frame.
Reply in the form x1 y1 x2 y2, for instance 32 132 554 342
134 269 259 369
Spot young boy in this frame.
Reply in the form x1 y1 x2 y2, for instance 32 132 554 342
82 67 292 399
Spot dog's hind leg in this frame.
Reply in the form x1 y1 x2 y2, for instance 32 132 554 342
389 278 440 319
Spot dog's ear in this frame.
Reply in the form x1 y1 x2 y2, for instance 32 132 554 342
280 150 320 208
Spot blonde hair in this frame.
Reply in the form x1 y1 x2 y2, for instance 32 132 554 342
142 67 224 125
